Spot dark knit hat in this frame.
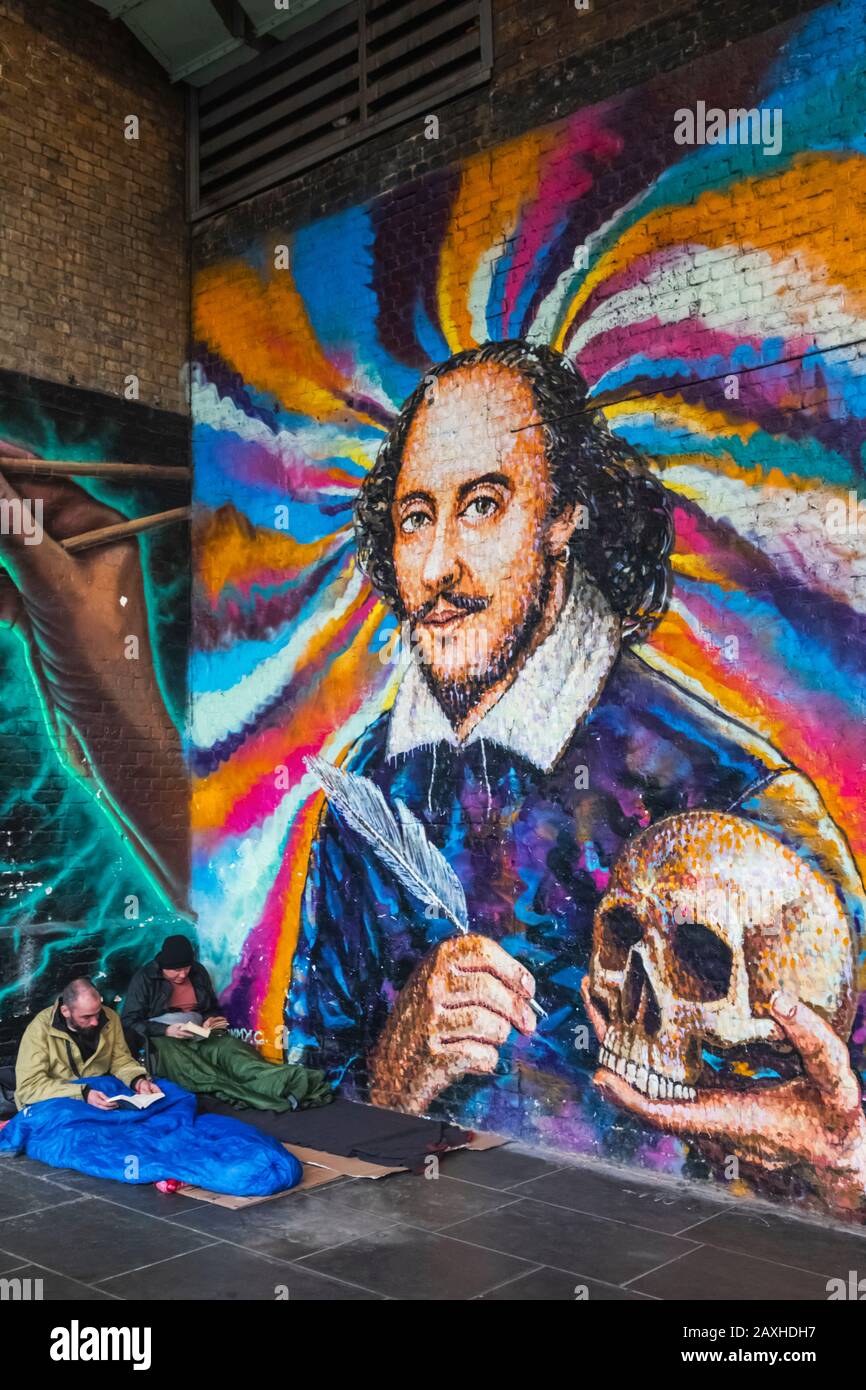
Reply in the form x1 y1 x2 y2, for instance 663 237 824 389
156 935 195 969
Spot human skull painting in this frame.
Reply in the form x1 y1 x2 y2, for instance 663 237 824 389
589 811 856 1100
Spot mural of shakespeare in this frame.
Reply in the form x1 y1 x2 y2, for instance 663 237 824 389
189 0 866 1217
286 342 866 1216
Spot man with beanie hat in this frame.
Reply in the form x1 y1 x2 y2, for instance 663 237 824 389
123 937 331 1113
123 935 225 1046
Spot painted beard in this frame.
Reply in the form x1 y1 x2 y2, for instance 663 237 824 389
412 559 554 727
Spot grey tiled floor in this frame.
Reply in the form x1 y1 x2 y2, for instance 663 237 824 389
2 1146 866 1300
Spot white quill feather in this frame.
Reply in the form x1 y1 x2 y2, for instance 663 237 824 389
304 755 468 932
304 754 547 1020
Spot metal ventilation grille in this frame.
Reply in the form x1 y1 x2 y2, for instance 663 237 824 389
190 0 492 218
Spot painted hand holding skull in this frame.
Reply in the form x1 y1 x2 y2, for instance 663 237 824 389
583 811 866 1215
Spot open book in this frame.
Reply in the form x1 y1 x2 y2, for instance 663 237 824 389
148 1011 214 1038
179 1021 211 1038
111 1089 164 1110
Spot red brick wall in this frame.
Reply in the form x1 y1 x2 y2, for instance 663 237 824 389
0 0 188 412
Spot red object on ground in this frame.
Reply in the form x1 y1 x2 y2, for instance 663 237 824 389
155 1179 182 1193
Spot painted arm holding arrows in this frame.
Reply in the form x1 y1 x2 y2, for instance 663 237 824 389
0 439 190 910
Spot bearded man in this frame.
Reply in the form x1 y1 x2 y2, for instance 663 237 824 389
15 977 159 1109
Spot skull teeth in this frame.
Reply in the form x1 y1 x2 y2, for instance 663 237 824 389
599 1046 696 1102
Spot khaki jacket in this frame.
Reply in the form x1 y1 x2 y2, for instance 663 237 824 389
15 1003 147 1108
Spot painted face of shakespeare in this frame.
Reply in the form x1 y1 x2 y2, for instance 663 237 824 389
391 362 576 723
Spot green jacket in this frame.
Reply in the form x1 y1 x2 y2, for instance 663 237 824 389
15 1002 147 1109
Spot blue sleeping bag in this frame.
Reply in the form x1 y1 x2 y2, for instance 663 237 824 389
0 1075 302 1197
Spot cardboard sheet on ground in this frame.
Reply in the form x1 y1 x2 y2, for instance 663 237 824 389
178 1131 507 1208
179 1143 403 1207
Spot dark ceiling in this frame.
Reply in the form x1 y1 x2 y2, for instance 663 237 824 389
87 0 345 85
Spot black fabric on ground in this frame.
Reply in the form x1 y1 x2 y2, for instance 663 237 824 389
195 1094 471 1170
0 1064 15 1116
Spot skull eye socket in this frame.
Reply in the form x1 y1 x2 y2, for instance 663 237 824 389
672 922 733 1002
598 907 643 970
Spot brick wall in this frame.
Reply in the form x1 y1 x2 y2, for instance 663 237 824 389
0 0 191 1053
193 0 828 265
0 0 189 413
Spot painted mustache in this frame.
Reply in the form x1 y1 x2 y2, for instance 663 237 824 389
410 590 490 622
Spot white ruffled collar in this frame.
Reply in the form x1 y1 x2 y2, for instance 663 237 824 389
385 570 621 772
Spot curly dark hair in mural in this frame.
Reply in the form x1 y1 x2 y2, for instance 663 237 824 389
354 340 674 642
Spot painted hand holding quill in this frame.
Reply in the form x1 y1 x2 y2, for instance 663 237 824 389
305 754 546 1020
